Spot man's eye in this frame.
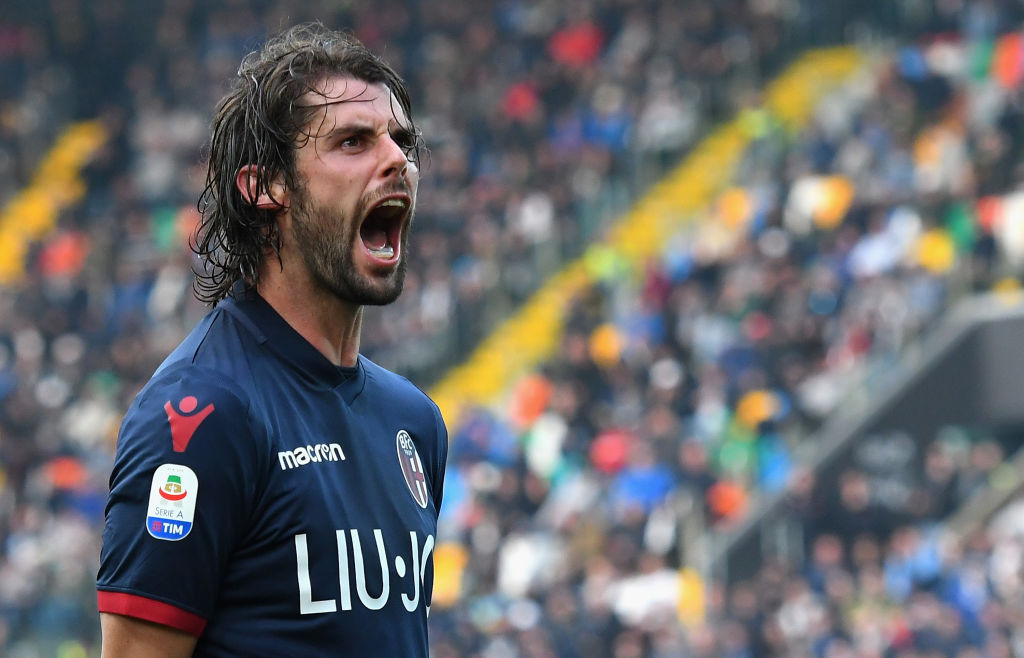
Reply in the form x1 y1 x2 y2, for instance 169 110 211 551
340 136 361 148
391 130 419 152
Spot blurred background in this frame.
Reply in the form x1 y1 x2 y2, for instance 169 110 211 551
2 0 1024 656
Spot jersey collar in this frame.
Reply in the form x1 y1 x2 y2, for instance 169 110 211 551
222 284 366 399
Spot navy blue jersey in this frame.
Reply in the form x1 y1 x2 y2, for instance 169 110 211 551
97 288 448 657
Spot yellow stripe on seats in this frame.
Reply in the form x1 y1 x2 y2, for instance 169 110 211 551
0 121 107 285
432 47 864 429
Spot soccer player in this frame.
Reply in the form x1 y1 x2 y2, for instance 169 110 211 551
96 23 448 657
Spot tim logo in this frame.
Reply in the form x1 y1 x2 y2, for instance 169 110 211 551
150 519 190 538
396 430 429 509
164 396 215 452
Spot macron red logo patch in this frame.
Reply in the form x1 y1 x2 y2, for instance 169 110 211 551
164 396 215 452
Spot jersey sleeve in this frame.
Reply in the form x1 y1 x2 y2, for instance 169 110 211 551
430 402 449 520
97 366 263 636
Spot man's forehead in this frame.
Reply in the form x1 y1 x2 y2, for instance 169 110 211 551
300 75 409 125
312 75 383 102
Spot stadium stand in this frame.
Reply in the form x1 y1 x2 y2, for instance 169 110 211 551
2 0 1024 656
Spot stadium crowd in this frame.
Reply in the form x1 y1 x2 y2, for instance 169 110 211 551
2 0 1024 656
426 12 1024 652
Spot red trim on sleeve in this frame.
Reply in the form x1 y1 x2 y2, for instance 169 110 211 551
97 590 207 636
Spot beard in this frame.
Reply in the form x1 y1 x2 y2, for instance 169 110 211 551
289 183 409 306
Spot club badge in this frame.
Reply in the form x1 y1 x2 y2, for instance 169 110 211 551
396 430 429 509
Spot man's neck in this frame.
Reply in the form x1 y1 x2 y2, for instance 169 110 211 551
256 272 363 368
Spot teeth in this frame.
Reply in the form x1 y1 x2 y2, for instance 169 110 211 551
379 198 407 209
369 245 395 259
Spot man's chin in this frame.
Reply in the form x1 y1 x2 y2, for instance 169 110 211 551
320 271 405 306
357 285 403 306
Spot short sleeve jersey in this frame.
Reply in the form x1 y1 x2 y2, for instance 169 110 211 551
97 289 448 657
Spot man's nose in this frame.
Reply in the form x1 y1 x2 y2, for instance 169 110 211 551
379 137 409 180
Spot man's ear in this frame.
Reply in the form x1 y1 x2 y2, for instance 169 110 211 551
236 165 287 209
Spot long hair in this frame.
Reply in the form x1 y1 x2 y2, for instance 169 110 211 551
192 22 421 304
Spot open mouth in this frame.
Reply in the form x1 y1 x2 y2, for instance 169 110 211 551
359 196 409 261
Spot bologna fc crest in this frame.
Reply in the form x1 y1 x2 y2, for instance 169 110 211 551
396 430 429 509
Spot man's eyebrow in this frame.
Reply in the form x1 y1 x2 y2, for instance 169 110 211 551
320 122 376 139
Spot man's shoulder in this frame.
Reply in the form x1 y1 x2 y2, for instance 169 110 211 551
131 305 260 425
126 359 251 443
359 356 447 441
116 349 270 467
155 302 260 378
359 356 436 408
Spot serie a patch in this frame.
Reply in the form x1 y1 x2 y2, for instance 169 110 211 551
146 463 199 541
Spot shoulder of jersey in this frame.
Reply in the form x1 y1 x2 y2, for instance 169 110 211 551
156 305 259 378
361 357 446 435
127 363 252 454
361 356 431 404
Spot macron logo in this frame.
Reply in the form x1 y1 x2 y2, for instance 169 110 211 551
278 443 346 471
164 396 215 453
